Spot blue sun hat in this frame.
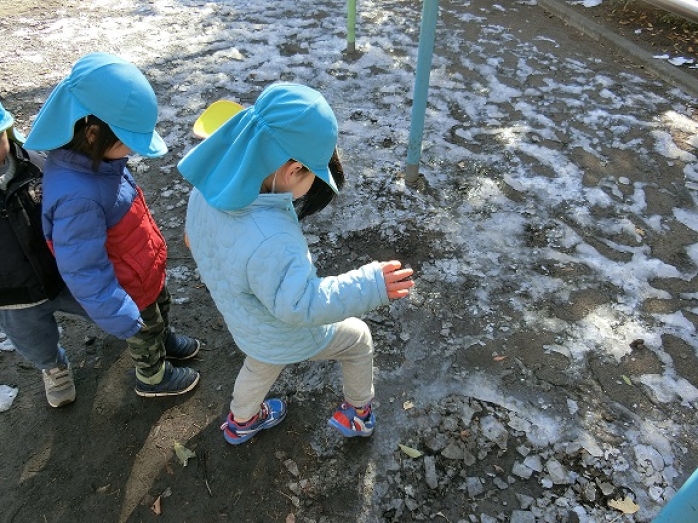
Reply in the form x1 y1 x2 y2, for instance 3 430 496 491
0 101 26 144
178 82 338 211
24 52 167 157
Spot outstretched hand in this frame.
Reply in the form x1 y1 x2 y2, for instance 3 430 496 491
381 260 414 300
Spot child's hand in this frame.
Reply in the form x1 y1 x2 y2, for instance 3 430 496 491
381 260 414 300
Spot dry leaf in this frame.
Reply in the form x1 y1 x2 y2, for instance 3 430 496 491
622 375 632 386
403 401 415 410
399 444 423 458
151 496 161 516
608 496 639 514
174 441 196 466
493 356 507 362
285 513 296 523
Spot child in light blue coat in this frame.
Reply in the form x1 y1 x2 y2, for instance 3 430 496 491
179 82 414 445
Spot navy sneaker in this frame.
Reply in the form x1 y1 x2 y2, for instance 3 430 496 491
328 402 375 437
222 399 287 445
165 330 200 361
135 362 200 397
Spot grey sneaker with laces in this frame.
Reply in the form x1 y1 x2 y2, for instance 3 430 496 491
42 365 76 408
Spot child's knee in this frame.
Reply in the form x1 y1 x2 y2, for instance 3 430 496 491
342 317 374 354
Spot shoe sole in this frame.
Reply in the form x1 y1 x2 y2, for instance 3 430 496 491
222 417 286 445
223 406 287 445
47 395 76 408
165 339 201 361
328 418 374 437
135 372 201 397
223 428 256 445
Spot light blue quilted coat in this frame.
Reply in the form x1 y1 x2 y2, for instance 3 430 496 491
185 189 389 364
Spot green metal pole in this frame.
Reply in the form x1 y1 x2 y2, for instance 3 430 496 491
405 0 439 184
347 0 357 53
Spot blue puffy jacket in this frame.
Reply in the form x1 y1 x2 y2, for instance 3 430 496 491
185 188 388 364
42 149 167 339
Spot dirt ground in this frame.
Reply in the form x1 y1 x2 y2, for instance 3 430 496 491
565 0 698 66
1 1 698 523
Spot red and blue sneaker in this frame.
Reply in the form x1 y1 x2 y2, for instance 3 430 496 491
221 398 287 445
328 402 375 437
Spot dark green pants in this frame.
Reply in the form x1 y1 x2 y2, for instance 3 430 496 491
126 285 171 381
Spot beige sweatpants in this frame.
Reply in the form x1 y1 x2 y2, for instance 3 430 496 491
230 317 374 420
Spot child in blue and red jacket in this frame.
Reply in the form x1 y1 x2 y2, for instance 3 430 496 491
24 52 200 397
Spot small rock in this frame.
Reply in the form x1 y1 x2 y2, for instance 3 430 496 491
546 458 570 484
634 444 665 473
460 403 479 425
517 445 531 457
523 454 543 472
442 441 465 460
480 416 508 449
463 449 477 466
442 416 459 432
512 461 533 479
465 476 485 497
516 493 535 509
425 433 449 452
493 477 508 490
566 398 579 416
510 511 536 523
284 459 300 477
583 483 596 502
649 485 664 501
596 480 615 496
507 414 532 433
424 456 438 489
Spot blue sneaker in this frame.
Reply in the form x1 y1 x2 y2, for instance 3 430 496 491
135 362 200 397
222 398 287 445
165 330 200 361
328 402 375 437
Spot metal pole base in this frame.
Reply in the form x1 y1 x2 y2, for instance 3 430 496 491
405 164 420 184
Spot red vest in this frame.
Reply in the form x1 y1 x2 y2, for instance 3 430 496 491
105 186 167 310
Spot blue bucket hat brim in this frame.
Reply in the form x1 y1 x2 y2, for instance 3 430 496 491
24 53 166 157
0 102 25 144
178 83 338 211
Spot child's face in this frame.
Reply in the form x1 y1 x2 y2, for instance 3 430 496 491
270 161 317 199
103 141 132 160
0 130 9 164
292 171 316 200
